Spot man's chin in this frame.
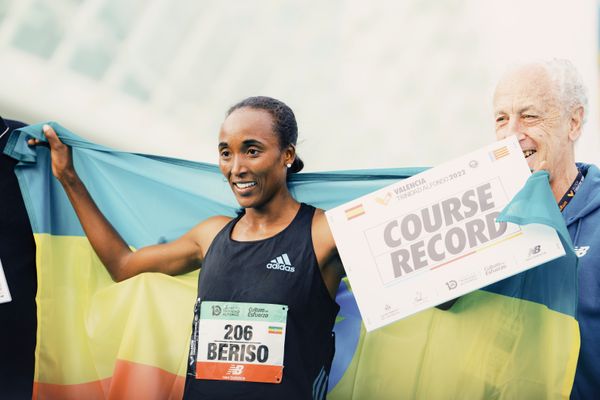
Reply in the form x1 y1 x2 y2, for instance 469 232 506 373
525 155 538 171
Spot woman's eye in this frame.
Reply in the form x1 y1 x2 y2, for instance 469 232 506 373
248 148 260 156
220 150 230 158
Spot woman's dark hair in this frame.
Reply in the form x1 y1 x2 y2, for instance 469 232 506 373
227 96 304 174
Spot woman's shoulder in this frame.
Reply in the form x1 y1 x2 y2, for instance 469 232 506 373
310 206 326 219
188 215 233 256
305 204 324 223
310 207 334 244
198 215 234 237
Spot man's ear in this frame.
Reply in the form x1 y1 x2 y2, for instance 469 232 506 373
568 106 584 142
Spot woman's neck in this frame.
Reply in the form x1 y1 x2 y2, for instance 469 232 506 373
234 192 301 240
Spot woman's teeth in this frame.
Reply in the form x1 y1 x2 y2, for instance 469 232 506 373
235 182 256 189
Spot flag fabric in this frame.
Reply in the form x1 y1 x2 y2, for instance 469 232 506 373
5 123 579 399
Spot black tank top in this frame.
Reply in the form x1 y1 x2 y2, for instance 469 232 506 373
184 203 340 400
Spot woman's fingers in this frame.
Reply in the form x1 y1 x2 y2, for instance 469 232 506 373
43 125 65 149
27 125 55 146
27 125 61 148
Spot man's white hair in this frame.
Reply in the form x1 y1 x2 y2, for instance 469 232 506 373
540 58 588 124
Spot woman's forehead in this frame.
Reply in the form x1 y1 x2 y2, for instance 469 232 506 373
219 108 277 144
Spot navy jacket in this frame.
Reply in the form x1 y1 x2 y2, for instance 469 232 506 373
567 163 600 399
0 117 36 399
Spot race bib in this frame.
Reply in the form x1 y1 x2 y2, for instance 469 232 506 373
196 301 288 383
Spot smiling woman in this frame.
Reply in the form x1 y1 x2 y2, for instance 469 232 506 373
218 97 303 211
30 96 344 400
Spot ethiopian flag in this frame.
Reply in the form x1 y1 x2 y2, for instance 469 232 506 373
5 123 579 399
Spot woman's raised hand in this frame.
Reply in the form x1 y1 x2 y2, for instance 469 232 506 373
28 125 76 183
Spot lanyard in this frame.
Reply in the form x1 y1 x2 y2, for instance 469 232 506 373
558 170 584 212
0 117 10 139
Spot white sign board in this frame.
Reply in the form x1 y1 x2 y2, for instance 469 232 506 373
326 136 565 331
0 258 12 304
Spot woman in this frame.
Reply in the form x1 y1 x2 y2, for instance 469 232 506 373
32 96 343 399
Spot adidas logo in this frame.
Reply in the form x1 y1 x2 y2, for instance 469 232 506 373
266 253 295 272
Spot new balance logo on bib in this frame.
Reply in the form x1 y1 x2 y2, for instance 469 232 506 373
266 253 295 272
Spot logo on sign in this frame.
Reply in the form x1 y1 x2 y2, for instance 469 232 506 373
212 305 222 316
484 262 506 276
375 192 393 206
227 364 244 376
345 204 366 220
528 245 541 256
414 291 424 303
489 146 509 161
445 280 458 290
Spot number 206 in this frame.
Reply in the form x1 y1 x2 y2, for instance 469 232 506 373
224 324 253 341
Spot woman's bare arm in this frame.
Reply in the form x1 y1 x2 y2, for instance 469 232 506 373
31 125 229 281
311 209 345 299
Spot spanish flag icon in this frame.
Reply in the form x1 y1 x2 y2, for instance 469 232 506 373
345 204 366 220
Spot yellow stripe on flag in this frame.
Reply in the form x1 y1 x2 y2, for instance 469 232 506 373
34 233 197 399
328 285 579 400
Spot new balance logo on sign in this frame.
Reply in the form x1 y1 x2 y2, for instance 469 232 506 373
266 253 295 272
226 364 244 375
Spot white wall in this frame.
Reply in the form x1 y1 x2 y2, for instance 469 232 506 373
0 0 597 170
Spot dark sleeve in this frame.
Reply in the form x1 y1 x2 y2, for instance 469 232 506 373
435 297 460 311
0 117 36 399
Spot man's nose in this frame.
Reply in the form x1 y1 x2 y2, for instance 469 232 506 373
504 118 526 141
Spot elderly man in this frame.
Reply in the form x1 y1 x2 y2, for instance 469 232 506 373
493 59 599 399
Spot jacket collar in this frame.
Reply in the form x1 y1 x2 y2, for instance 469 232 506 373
562 163 600 226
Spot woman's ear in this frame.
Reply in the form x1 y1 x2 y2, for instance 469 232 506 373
284 144 296 166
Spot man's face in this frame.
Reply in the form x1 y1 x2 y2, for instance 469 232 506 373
493 66 575 176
